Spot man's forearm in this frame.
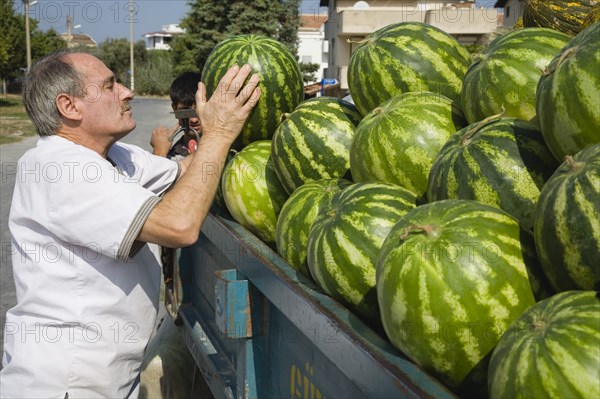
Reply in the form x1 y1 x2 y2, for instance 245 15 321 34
139 137 232 247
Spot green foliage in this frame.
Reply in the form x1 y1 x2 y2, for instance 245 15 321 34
95 39 147 88
135 51 174 96
171 0 301 74
172 0 230 75
0 0 25 82
299 62 320 84
0 0 66 83
170 34 203 76
31 28 67 59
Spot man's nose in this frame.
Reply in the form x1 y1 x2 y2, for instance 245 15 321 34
117 82 134 100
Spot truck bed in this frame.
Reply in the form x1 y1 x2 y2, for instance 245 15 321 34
170 208 456 398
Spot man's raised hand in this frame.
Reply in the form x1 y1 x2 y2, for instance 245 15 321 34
195 64 261 143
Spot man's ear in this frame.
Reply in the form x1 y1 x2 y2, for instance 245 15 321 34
56 93 83 121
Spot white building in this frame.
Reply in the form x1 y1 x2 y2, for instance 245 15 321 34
298 14 329 84
320 0 501 90
494 0 525 27
143 24 185 50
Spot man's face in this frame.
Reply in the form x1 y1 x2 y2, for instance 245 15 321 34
68 53 136 138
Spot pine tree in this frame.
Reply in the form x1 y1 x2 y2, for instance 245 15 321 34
172 0 231 75
171 0 301 75
277 0 301 55
226 0 277 38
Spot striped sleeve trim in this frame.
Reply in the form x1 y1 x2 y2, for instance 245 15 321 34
117 196 162 262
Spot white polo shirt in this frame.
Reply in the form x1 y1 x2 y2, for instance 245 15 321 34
1 136 179 398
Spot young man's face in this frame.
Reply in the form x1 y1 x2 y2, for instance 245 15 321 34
69 53 136 138
172 102 201 138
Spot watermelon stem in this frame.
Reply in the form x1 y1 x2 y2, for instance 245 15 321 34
461 111 505 144
400 225 437 240
543 47 576 76
280 113 290 123
564 155 584 173
346 38 369 45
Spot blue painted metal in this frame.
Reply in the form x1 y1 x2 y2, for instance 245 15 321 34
215 269 251 338
320 78 338 96
172 208 457 398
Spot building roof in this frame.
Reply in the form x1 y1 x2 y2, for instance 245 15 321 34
143 31 182 37
143 24 184 37
494 0 508 7
300 14 328 30
60 33 97 47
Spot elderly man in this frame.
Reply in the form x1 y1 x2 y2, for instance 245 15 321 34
0 50 260 398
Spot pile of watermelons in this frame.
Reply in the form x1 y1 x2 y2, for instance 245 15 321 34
200 6 600 398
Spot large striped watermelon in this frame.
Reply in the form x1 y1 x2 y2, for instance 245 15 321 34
376 200 543 392
534 143 600 292
221 140 288 244
536 22 600 161
489 290 600 399
271 97 361 195
350 91 467 198
347 22 471 116
275 179 351 277
201 35 303 150
523 0 596 36
427 117 559 231
307 182 417 323
461 28 571 124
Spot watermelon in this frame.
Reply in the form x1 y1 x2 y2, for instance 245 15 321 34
201 35 303 150
307 182 417 323
347 22 471 116
271 97 361 195
489 290 600 399
536 22 600 161
275 179 351 277
427 117 559 231
350 91 467 198
213 150 236 211
461 28 571 124
581 5 600 29
523 0 596 36
376 199 543 392
221 140 288 244
534 143 600 292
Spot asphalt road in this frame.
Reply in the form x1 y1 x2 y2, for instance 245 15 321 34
0 97 175 357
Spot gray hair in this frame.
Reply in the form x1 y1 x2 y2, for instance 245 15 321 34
22 49 86 137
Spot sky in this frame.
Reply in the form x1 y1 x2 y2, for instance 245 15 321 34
16 0 497 44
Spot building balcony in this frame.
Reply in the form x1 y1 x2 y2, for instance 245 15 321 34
333 7 499 36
